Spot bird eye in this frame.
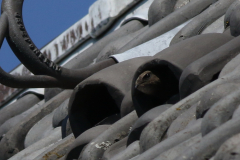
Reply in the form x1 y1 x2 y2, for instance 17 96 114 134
143 73 150 80
225 21 229 28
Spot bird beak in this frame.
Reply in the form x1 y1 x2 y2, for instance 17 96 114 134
135 84 138 89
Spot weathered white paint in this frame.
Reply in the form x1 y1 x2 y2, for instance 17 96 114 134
88 0 143 38
60 38 97 66
40 15 90 63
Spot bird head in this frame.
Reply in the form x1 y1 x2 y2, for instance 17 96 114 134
135 70 162 96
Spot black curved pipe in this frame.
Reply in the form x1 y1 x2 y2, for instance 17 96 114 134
0 0 116 89
0 58 115 89
0 12 7 48
2 0 61 76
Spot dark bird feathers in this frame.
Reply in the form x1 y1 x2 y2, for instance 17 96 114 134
135 69 179 104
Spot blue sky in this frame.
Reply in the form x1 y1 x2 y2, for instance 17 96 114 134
0 0 96 72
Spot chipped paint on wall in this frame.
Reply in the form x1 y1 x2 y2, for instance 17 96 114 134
88 0 143 38
41 15 90 62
